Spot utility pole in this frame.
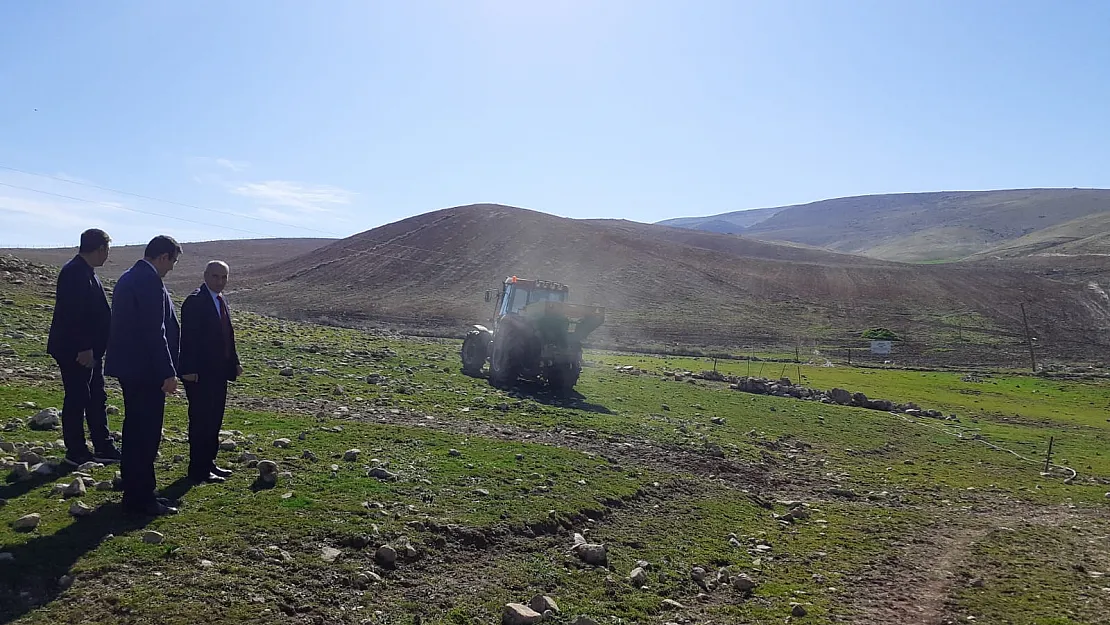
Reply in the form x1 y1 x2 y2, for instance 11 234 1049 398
1020 303 1037 373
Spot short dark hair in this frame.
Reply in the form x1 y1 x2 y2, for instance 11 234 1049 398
78 228 111 254
144 235 182 261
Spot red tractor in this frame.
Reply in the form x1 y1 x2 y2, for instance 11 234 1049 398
460 277 605 391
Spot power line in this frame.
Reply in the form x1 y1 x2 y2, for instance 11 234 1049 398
0 164 343 238
0 181 282 238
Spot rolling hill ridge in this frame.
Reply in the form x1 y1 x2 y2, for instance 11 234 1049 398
0 238 334 296
658 188 1110 262
226 204 1110 365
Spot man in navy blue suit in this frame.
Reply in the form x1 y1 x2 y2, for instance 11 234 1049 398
46 228 122 466
179 260 243 483
104 235 183 516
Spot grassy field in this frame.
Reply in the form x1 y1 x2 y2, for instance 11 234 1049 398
2 267 1110 625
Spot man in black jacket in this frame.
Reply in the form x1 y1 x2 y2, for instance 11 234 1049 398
178 260 242 483
46 228 122 466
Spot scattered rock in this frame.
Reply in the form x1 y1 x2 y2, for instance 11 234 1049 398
31 462 54 477
62 478 86 498
829 388 852 405
18 450 42 464
528 595 560 615
375 545 398 566
343 449 360 461
219 440 237 451
629 566 648 586
574 543 608 566
13 513 40 530
661 599 685 610
69 501 93 517
279 367 294 377
302 450 318 461
10 462 30 480
106 405 120 416
791 604 808 617
320 547 341 562
142 530 164 544
28 408 60 430
733 572 757 592
368 467 398 481
257 460 278 485
691 567 707 582
503 603 542 625
273 438 292 448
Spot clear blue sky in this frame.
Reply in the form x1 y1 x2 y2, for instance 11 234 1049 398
1 0 1108 247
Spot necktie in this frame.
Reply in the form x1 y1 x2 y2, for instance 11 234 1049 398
217 294 233 359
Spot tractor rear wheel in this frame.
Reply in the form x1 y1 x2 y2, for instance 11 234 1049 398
546 362 581 394
460 330 489 376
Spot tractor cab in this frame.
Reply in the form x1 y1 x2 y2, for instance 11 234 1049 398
486 276 569 322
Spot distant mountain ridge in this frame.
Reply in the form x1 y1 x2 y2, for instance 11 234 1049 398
655 188 1110 262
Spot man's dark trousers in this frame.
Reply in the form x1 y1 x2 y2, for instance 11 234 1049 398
185 378 227 478
55 356 112 456
119 379 166 509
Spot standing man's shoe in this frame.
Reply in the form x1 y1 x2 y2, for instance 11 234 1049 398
210 465 233 479
63 448 95 467
189 472 225 484
92 445 122 464
124 500 178 516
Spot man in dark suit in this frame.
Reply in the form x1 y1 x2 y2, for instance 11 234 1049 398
47 228 122 466
104 235 182 516
179 260 242 483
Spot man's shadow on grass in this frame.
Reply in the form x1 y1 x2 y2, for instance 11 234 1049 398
0 475 195 624
1 464 76 501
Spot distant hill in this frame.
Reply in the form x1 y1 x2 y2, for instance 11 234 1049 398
971 211 1110 260
657 206 785 234
656 189 1110 262
228 204 1110 365
0 238 333 295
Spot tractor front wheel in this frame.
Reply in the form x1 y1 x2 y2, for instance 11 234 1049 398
460 330 489 376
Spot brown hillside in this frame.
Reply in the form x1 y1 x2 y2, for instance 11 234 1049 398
1 238 333 296
233 204 1110 364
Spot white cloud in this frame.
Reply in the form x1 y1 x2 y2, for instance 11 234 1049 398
0 194 123 227
215 158 250 172
186 156 251 173
230 180 356 212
